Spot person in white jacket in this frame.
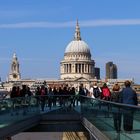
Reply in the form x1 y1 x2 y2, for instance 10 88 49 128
89 83 102 99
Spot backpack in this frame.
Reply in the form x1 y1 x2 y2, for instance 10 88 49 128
102 88 110 97
93 87 100 98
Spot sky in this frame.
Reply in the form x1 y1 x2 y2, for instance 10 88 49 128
0 0 140 83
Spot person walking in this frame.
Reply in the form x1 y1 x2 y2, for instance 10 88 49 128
120 80 138 132
101 83 111 101
101 83 111 115
93 83 102 99
48 87 53 110
79 84 86 104
40 85 47 111
111 83 121 132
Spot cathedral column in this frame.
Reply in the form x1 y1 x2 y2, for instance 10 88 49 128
68 64 70 73
62 64 63 73
61 64 63 73
79 64 82 73
72 63 75 73
77 64 79 73
68 64 69 73
63 65 64 73
66 64 67 73
88 64 89 73
85 64 87 73
75 64 77 73
84 64 85 73
65 64 67 73
82 64 84 73
89 65 91 73
64 64 65 73
67 64 69 73
84 64 86 73
69 64 71 73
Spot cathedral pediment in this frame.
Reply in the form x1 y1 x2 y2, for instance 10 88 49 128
74 77 90 82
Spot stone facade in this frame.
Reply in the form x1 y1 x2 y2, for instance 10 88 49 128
8 53 21 81
60 20 95 80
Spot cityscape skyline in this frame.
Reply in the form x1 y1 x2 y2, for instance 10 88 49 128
0 0 140 83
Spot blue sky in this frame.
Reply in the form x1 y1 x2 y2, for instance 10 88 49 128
0 0 140 83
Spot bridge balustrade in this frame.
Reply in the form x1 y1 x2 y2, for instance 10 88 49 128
80 95 140 140
0 95 140 140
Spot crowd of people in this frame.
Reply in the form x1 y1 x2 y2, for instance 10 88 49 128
89 80 138 133
10 80 138 133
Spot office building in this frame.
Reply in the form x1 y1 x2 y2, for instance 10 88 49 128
106 62 117 79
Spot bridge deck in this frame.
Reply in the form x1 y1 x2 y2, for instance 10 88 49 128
0 96 140 140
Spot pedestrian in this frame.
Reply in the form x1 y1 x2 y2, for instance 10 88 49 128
101 83 111 113
40 85 46 111
111 83 121 132
120 80 138 132
93 82 102 99
79 84 86 103
101 83 111 101
48 87 53 110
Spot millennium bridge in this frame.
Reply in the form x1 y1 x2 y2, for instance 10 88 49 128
0 95 140 140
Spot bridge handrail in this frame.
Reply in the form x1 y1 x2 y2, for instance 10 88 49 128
0 94 140 110
80 95 140 109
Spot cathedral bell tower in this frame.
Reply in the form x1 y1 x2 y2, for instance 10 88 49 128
8 53 21 81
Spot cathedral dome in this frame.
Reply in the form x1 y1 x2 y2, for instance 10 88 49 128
64 20 91 55
65 40 90 54
60 20 95 80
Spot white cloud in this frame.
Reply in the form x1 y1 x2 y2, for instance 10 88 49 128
0 21 75 28
80 19 140 27
1 19 140 28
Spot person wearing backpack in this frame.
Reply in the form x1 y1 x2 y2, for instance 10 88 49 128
93 83 102 99
89 83 101 107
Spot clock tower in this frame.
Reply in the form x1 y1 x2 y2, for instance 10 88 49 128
8 53 21 81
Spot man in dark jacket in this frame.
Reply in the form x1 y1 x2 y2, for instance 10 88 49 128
79 84 86 103
120 80 138 132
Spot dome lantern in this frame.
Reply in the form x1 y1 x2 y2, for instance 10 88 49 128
74 19 81 41
65 20 91 55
